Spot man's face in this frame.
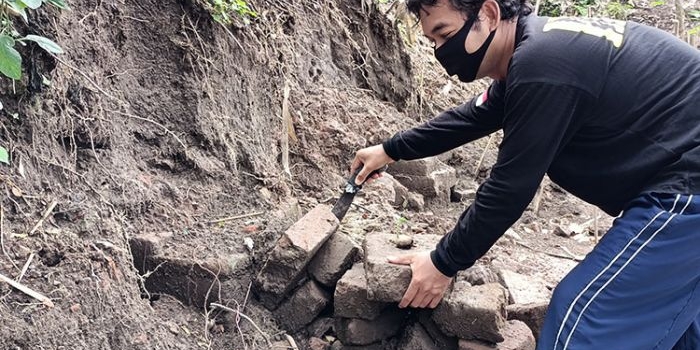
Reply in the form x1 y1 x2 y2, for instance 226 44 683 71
419 0 496 79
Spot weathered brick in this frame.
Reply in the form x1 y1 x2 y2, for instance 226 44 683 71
309 232 359 287
254 204 339 309
388 158 456 200
450 179 478 203
418 310 459 350
458 321 535 350
506 302 548 339
364 233 443 302
335 309 407 345
274 280 331 332
497 269 551 305
385 173 425 210
458 265 500 286
433 283 508 343
334 263 388 320
307 317 334 338
398 323 441 350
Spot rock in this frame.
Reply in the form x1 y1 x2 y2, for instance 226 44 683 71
506 302 548 339
254 204 339 309
418 310 459 350
335 309 407 345
497 269 551 305
398 323 441 350
388 158 457 201
309 232 360 287
433 283 508 343
392 234 414 249
334 263 388 320
309 337 331 350
458 320 535 350
457 265 500 286
450 179 478 203
364 233 443 302
274 280 331 332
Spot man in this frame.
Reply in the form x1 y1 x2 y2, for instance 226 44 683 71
349 0 700 348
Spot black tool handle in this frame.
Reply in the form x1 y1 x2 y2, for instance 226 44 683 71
347 164 387 190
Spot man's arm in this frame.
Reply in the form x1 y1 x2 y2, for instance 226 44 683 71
383 81 506 161
431 82 595 276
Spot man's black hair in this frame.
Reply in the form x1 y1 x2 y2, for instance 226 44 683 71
406 0 533 20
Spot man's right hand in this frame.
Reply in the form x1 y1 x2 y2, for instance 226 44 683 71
350 144 395 185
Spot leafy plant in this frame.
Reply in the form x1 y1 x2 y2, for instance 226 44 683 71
604 1 632 20
650 0 666 7
0 0 67 80
208 0 257 25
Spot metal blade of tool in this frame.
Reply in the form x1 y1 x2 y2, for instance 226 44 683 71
331 166 386 221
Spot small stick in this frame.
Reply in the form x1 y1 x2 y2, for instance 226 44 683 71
284 334 299 350
210 303 273 348
17 252 34 283
281 80 293 177
0 272 54 307
206 211 264 224
28 200 58 236
474 134 495 179
516 241 583 262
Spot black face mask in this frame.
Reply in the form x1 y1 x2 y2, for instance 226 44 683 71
434 16 496 83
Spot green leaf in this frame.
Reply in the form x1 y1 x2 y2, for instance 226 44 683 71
689 25 700 36
0 146 9 165
19 0 42 10
650 0 665 7
21 35 64 54
0 35 22 80
45 0 70 9
6 0 29 22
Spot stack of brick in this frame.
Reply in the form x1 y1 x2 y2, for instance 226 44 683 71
253 204 359 332
253 207 546 349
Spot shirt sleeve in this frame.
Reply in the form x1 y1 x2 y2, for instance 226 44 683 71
382 81 506 161
431 82 595 277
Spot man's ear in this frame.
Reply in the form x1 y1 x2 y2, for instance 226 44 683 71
480 0 502 30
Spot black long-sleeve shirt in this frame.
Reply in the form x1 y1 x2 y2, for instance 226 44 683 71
383 15 700 277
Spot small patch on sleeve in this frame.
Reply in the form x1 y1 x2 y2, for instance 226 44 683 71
475 90 488 107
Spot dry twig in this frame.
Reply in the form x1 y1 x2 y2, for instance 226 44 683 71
206 211 264 224
281 80 293 177
0 272 54 307
474 134 495 179
28 200 58 236
17 252 34 283
284 334 299 350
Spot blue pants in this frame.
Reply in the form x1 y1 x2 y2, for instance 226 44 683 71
538 193 700 350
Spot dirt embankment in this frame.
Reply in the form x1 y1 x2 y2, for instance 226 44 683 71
0 0 425 348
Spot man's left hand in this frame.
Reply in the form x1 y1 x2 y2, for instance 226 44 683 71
388 251 453 309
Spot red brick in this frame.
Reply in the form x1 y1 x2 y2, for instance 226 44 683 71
254 204 338 309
